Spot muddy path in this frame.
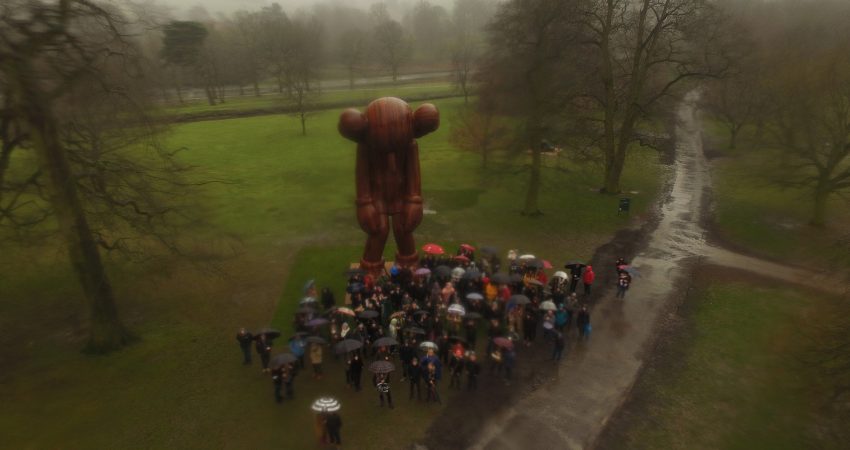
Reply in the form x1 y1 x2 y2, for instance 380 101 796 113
419 91 838 450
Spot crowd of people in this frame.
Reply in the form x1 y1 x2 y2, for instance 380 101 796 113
235 245 636 447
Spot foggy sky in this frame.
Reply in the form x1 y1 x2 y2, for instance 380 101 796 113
146 0 460 18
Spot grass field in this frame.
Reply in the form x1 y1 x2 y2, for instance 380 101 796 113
605 279 841 449
704 126 850 270
0 88 665 448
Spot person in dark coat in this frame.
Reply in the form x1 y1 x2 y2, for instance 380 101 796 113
236 328 253 365
425 362 440 403
567 263 584 293
552 331 566 361
466 352 480 391
616 272 632 299
464 319 477 348
408 357 422 400
325 412 343 446
282 364 295 399
256 334 272 373
399 340 415 381
321 287 336 311
449 353 464 389
577 305 591 340
271 367 284 403
373 372 394 408
349 353 363 391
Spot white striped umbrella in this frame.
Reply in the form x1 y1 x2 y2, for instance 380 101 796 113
447 304 466 316
311 397 341 413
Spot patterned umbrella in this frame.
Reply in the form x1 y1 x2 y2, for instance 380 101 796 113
311 397 341 412
447 304 466 316
419 341 438 351
553 271 568 279
369 360 396 374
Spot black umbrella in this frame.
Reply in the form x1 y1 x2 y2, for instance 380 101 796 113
305 336 327 345
413 310 429 317
449 335 467 344
565 260 585 267
255 328 281 340
358 310 379 319
434 265 452 278
528 259 545 269
462 269 482 280
465 312 483 319
368 360 396 374
509 273 523 283
490 273 511 284
270 353 297 369
480 246 498 255
372 337 399 348
510 294 530 305
404 326 426 335
335 339 363 354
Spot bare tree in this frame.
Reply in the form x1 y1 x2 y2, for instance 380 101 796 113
287 77 317 136
449 104 512 169
702 70 767 150
0 0 206 352
371 15 411 82
337 28 367 90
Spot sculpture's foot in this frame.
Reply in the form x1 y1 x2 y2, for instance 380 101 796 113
395 252 419 270
359 258 386 278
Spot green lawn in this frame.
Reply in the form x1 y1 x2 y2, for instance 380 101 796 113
705 125 850 269
0 93 663 448
609 281 837 449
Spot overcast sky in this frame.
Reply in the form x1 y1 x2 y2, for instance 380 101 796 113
144 0 458 18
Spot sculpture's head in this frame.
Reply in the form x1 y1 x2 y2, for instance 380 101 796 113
338 97 439 152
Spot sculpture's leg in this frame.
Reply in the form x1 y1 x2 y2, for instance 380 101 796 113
360 213 389 277
391 212 418 269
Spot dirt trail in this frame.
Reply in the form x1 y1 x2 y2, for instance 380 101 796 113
459 91 837 450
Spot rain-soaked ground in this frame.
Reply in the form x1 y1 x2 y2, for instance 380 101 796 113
419 92 839 450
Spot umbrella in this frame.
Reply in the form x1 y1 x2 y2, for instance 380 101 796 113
480 246 498 255
306 318 329 327
542 260 554 269
419 341 438 351
519 254 536 260
311 397 341 413
527 279 544 287
565 260 585 267
466 292 484 301
255 328 281 339
414 267 431 276
540 300 557 311
509 273 523 283
451 267 466 279
465 312 483 320
299 297 317 305
345 268 366 277
622 265 641 276
422 243 445 255
413 310 429 317
305 336 328 345
270 353 297 368
528 259 545 269
390 311 406 319
333 307 356 317
543 321 554 330
553 271 568 279
296 306 316 314
462 269 482 280
335 339 363 354
493 337 514 349
490 273 511 284
358 310 379 319
510 294 530 305
447 304 466 316
404 326 426 335
372 337 399 348
454 254 470 263
460 244 476 252
369 360 396 374
302 279 315 293
434 265 452 278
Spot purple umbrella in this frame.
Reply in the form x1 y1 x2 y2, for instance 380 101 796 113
307 317 329 327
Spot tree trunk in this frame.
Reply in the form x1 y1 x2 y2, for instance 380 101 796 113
300 112 307 136
10 65 130 353
523 144 542 216
253 80 260 97
602 145 627 194
276 74 284 94
204 86 216 106
810 187 829 227
729 126 739 149
348 67 355 90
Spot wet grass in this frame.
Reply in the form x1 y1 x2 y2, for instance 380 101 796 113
0 94 664 448
605 280 835 449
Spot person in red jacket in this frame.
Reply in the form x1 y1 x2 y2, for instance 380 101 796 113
582 265 595 297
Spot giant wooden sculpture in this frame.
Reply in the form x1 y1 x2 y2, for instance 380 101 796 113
338 97 439 276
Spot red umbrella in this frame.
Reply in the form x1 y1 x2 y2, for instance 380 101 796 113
422 243 445 255
454 254 470 262
493 337 514 349
542 260 553 269
460 243 476 252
